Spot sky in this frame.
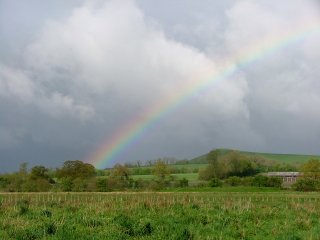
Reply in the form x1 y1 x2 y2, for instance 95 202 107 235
0 0 320 171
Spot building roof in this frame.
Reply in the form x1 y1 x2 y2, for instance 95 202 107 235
266 172 300 177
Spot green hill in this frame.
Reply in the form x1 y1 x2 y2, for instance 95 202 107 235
191 148 320 164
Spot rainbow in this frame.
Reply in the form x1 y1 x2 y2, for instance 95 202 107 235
87 24 320 169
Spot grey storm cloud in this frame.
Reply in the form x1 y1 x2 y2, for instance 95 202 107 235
0 0 320 171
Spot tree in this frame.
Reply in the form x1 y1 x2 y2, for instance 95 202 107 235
207 149 220 177
200 150 258 180
30 166 49 180
108 164 132 189
57 160 95 180
302 159 320 180
110 164 130 181
152 160 170 181
293 159 320 191
199 149 222 180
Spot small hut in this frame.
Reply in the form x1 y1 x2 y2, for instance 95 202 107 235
266 172 301 185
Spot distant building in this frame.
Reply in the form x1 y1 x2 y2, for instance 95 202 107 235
266 172 301 184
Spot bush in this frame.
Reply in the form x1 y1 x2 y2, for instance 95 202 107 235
293 178 318 191
96 178 108 192
252 175 282 188
179 178 189 187
209 178 222 187
266 176 282 188
241 176 254 186
225 176 242 186
60 178 73 192
252 175 268 187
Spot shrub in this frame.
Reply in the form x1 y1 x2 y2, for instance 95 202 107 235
241 176 254 186
225 176 242 186
96 178 108 192
293 178 318 191
209 178 222 187
266 176 282 188
179 178 189 187
252 175 282 188
60 178 73 192
252 175 269 187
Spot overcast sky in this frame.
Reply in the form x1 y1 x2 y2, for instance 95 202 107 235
1 0 320 171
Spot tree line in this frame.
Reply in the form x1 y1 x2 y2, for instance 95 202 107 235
199 149 320 191
1 149 320 192
0 159 176 192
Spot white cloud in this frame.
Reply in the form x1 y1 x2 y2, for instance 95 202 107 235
23 0 248 123
1 0 320 169
0 65 35 102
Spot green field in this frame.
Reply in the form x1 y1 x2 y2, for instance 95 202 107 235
131 173 199 181
1 192 320 239
126 163 207 173
192 148 320 164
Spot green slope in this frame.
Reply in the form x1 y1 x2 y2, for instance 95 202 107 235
191 148 320 164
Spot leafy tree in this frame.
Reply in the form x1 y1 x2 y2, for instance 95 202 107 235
226 151 257 177
206 149 222 178
57 160 95 180
293 159 320 191
302 159 320 180
60 178 74 192
30 166 49 180
19 162 28 177
0 176 10 190
152 160 170 181
110 164 131 181
108 164 132 189
200 150 258 180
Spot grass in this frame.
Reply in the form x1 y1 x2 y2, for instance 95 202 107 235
1 192 320 239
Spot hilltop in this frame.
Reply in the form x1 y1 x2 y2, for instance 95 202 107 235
190 148 320 164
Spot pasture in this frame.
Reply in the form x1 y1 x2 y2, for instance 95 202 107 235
131 173 199 181
1 192 320 239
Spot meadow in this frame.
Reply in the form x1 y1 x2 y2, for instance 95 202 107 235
1 192 320 239
131 173 199 181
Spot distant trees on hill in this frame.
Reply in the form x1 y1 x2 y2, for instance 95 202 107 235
199 149 298 182
199 150 259 180
1 153 319 192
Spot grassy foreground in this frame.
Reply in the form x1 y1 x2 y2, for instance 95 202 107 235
1 192 320 239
